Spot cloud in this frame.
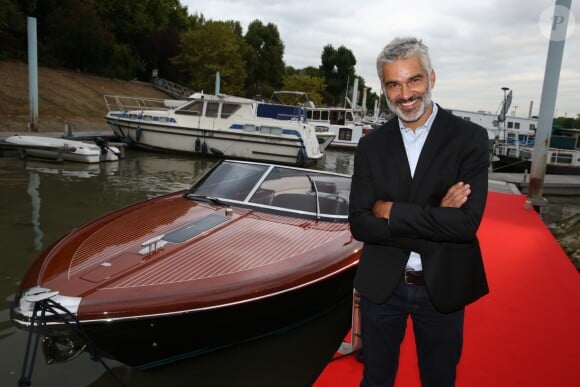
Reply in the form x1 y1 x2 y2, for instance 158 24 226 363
183 0 580 117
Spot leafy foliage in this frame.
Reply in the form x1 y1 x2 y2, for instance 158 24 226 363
2 0 380 111
0 0 27 60
45 0 115 73
554 116 580 129
281 74 325 106
244 20 285 98
319 44 356 106
173 20 247 95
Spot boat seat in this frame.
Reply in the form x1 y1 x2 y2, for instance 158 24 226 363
271 193 348 215
271 193 316 212
250 188 275 205
318 196 349 216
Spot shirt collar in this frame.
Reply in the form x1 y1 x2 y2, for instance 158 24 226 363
398 103 438 132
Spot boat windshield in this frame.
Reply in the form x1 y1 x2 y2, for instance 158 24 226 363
190 162 270 201
188 161 351 217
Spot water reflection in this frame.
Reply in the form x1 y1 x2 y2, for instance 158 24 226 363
26 172 43 251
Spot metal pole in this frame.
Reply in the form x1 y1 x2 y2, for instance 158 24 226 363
27 17 39 132
501 87 509 143
528 0 572 200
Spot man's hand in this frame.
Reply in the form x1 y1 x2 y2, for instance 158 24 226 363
441 182 471 208
373 200 393 219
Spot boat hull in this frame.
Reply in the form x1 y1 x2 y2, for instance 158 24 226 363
62 264 356 370
4 135 119 163
492 155 580 175
108 118 319 166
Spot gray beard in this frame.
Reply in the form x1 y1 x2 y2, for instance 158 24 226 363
387 86 432 123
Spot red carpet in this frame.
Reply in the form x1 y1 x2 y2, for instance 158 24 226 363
314 192 580 387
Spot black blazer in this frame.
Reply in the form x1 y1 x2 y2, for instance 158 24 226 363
349 105 489 313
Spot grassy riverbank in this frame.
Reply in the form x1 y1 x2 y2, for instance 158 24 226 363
0 60 168 133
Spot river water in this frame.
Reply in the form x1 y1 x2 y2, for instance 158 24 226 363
0 147 577 387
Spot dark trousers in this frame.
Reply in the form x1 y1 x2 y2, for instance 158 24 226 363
359 280 464 387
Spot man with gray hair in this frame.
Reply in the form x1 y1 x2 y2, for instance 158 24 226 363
349 37 489 386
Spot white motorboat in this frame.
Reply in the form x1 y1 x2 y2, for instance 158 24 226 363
104 92 329 166
4 135 120 163
264 91 372 150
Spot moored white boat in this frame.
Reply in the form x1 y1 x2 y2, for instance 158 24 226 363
491 126 580 175
3 135 120 163
262 91 372 150
104 92 327 166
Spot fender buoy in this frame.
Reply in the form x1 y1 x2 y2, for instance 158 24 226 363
195 137 201 152
297 147 307 167
135 127 142 142
201 141 208 155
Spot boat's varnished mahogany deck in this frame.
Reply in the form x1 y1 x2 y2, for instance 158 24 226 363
26 193 359 321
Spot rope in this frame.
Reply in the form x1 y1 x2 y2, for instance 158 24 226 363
17 298 127 387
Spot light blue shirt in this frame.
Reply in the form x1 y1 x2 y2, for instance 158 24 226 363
398 103 438 271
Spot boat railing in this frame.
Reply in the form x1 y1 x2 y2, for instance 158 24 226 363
103 95 173 113
152 77 194 98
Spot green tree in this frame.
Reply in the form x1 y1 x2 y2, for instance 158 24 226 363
281 74 325 106
244 20 285 98
0 0 26 59
173 20 247 95
554 116 580 129
319 44 356 106
86 0 192 79
45 0 115 73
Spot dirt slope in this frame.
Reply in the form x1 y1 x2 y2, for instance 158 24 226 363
0 61 169 133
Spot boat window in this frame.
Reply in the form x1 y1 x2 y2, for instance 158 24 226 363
320 111 329 121
206 102 219 118
142 115 152 121
338 128 352 141
158 117 169 122
176 101 203 116
191 162 270 201
315 126 329 132
261 126 283 136
221 103 240 118
244 124 256 132
550 153 572 165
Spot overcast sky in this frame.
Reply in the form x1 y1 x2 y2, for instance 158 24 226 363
182 0 579 118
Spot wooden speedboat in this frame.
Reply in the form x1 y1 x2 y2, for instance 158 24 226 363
4 135 120 163
10 160 361 370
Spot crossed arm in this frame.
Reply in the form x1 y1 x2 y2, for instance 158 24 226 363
373 181 471 220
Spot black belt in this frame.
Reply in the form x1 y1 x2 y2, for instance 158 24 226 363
403 270 425 285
